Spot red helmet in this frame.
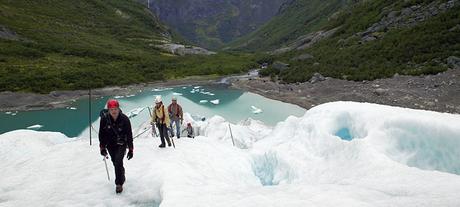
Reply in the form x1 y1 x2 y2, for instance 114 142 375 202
107 99 119 109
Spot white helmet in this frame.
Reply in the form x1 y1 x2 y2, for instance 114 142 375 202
155 95 162 104
172 96 177 101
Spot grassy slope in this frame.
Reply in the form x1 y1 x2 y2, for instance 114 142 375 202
227 0 350 51
0 0 256 93
247 0 460 82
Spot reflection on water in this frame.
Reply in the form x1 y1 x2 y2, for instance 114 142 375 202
0 84 306 137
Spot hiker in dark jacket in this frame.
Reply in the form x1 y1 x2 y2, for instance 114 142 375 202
99 99 133 194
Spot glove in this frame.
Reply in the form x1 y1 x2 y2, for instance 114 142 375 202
100 148 108 157
127 149 133 160
180 119 183 125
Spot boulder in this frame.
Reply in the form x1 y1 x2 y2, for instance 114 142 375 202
309 72 326 84
374 88 389 96
0 25 19 40
447 56 460 69
272 61 290 71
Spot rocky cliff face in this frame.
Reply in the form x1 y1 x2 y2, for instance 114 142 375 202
146 0 287 49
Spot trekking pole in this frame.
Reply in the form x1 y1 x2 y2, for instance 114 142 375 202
103 156 110 181
170 136 175 148
228 124 235 147
170 122 176 148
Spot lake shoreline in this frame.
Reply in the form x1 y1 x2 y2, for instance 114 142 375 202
3 68 459 115
0 76 222 112
231 68 460 114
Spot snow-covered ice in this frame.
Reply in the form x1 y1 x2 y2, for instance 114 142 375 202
210 99 220 105
126 107 147 119
1 102 460 206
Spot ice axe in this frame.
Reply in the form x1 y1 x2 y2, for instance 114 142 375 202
103 156 110 181
169 135 175 148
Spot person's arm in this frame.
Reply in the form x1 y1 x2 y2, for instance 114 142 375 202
126 117 134 151
150 108 157 125
164 106 171 127
125 116 134 160
179 105 184 120
99 116 108 156
168 104 172 114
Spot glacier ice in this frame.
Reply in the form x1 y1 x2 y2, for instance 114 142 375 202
1 102 460 206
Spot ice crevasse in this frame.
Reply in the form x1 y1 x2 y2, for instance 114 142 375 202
1 101 460 207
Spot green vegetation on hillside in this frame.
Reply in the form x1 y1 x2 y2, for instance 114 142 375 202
0 0 256 93
228 0 350 51
252 0 460 83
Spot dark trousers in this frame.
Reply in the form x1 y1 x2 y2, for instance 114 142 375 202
108 145 126 185
157 123 171 146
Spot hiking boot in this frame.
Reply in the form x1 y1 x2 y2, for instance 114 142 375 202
158 144 165 148
167 142 171 147
116 185 123 194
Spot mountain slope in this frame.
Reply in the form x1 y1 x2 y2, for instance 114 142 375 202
235 0 460 83
227 0 351 51
0 0 256 93
146 0 287 49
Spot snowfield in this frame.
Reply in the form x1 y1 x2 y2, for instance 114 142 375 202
1 102 460 207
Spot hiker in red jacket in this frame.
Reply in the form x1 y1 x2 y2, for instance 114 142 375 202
168 96 183 138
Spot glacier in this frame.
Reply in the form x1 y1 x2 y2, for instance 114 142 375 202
0 101 460 207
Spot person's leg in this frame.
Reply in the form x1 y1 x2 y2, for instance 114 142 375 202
175 120 181 138
163 124 171 146
108 146 126 186
169 121 175 138
156 123 165 147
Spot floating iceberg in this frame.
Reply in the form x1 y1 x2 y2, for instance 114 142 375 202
26 124 43 130
251 106 263 114
1 102 460 206
172 92 183 96
152 87 173 92
199 100 208 104
210 99 220 105
200 91 215 96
